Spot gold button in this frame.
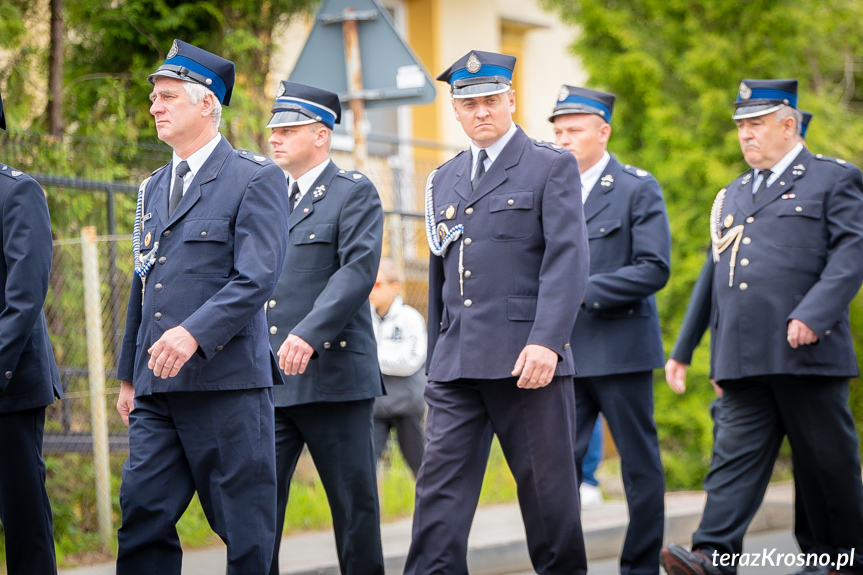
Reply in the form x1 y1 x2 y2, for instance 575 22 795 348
323 342 331 349
746 217 754 223
269 326 278 335
464 270 471 278
310 233 316 239
340 341 347 348
795 206 803 213
269 300 276 308
465 207 474 215
739 282 749 291
464 238 472 246
464 299 473 308
742 237 751 245
740 258 749 267
507 199 514 205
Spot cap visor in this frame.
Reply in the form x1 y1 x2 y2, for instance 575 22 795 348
732 103 786 120
548 106 606 123
147 69 200 86
265 111 321 129
452 82 510 99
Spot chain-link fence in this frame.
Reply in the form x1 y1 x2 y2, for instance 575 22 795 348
0 129 455 550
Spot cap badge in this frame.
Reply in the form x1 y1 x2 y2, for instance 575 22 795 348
276 83 286 97
466 53 481 74
724 214 734 228
558 85 569 102
445 205 455 219
144 231 152 247
167 40 179 60
738 81 752 100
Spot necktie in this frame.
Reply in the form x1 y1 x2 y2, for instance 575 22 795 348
169 160 190 217
472 149 488 190
753 169 771 203
289 182 301 214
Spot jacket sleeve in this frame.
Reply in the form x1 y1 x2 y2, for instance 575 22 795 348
377 305 427 377
182 162 290 358
669 251 713 364
527 151 589 358
788 165 863 335
0 178 52 393
583 176 671 308
425 249 444 374
116 273 143 382
290 179 384 352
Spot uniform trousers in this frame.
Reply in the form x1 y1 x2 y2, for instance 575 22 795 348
0 406 57 575
373 414 425 477
117 388 276 575
271 399 384 575
693 375 863 574
573 371 665 575
404 376 587 575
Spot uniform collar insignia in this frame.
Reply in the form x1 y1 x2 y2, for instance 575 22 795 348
312 184 327 199
741 172 752 185
600 174 614 187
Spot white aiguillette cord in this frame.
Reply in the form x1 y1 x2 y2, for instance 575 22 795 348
710 187 745 287
424 169 467 296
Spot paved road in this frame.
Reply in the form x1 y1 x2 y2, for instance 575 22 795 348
507 529 801 575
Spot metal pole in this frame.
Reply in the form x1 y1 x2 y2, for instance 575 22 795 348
341 9 368 172
81 226 113 548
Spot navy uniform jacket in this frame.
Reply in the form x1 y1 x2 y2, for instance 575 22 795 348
710 147 863 382
267 161 384 406
571 156 670 377
0 166 62 413
427 126 589 382
117 138 289 394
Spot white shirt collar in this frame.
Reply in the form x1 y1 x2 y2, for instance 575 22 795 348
289 158 331 199
758 142 804 189
579 151 611 204
172 133 222 193
470 122 517 174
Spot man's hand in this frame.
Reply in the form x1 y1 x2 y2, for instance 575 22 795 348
665 359 688 394
117 380 135 427
711 378 723 399
278 334 314 376
511 344 558 389
148 326 199 379
787 319 818 349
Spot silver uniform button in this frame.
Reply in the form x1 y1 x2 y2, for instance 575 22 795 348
464 299 473 308
507 199 514 205
742 237 751 245
464 270 471 278
154 312 162 320
310 233 316 239
464 238 472 246
563 343 570 350
323 342 331 349
269 300 276 308
740 258 750 267
599 227 606 233
200 231 207 238
795 206 803 212
215 345 223 352
592 302 600 309
340 341 347 348
269 326 278 335
465 207 474 215
825 330 832 336
739 282 749 291
746 217 754 223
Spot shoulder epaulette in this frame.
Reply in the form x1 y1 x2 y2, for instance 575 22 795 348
813 153 850 168
0 164 26 180
237 150 272 165
336 168 366 182
532 139 565 153
621 164 652 179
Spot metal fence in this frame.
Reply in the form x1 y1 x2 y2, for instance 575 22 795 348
0 129 457 547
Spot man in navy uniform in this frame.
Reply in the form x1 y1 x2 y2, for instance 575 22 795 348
115 41 289 575
265 81 385 575
552 85 669 575
404 50 590 575
0 88 63 575
660 80 863 575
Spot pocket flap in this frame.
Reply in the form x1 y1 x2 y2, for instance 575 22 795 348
489 191 533 213
588 219 622 239
777 200 821 219
294 223 334 245
183 218 230 242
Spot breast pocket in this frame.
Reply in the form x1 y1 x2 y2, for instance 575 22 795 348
181 218 233 276
775 200 823 248
488 190 535 241
588 219 622 240
292 223 336 272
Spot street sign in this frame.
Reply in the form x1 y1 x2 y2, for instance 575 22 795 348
289 0 437 110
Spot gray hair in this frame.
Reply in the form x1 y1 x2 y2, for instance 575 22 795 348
776 106 802 137
183 82 222 129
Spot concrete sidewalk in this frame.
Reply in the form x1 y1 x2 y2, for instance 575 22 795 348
60 482 793 575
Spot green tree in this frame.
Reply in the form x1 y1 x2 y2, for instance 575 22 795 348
542 0 863 488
